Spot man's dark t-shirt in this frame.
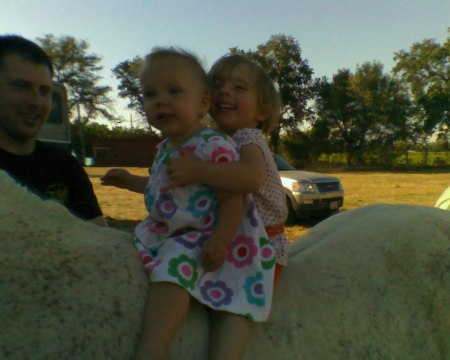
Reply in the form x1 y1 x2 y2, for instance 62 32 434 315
0 141 103 220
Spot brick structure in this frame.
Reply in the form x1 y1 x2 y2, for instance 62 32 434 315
90 137 161 167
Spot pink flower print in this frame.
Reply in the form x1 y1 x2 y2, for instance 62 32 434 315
140 251 152 265
174 231 208 249
144 259 162 272
200 280 233 308
203 213 215 229
227 235 258 268
259 237 275 270
155 192 178 219
168 255 198 289
139 250 161 271
143 220 168 234
210 146 236 163
244 272 265 306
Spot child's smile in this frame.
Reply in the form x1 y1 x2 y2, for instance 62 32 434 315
211 64 264 134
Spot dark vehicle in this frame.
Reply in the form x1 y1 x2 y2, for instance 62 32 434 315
273 154 344 224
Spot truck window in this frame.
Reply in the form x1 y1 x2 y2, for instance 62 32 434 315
47 90 64 124
38 83 71 152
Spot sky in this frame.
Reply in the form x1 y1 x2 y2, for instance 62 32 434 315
1 0 449 124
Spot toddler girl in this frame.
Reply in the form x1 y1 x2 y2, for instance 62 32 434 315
101 49 275 360
166 53 288 281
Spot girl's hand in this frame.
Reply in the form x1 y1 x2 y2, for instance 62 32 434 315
100 168 132 189
202 237 228 272
162 148 202 191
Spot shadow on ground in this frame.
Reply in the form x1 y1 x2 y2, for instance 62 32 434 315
106 218 139 232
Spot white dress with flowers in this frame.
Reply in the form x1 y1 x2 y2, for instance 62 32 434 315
134 128 275 321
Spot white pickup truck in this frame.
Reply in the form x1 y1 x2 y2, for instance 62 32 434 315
38 83 71 152
273 153 345 224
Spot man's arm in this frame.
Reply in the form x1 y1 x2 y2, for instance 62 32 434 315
165 144 266 194
66 156 105 222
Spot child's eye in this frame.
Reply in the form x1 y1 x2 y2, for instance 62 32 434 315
143 90 155 98
169 87 181 95
40 86 52 97
10 80 30 89
235 84 247 91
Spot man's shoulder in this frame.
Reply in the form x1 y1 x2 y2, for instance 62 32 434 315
35 141 78 162
35 141 67 154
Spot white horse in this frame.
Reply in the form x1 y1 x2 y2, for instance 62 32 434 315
1 169 449 359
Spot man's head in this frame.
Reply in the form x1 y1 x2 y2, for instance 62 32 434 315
0 35 53 154
0 35 53 76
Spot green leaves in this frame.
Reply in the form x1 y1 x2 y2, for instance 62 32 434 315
316 63 412 165
37 34 115 125
232 34 319 152
112 57 144 118
393 31 449 138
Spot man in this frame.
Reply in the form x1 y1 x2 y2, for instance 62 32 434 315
0 35 107 226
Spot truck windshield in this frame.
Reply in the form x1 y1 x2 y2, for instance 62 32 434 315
272 153 296 171
47 90 64 124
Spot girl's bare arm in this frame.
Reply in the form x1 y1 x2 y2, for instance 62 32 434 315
202 189 244 272
100 168 149 194
165 144 266 194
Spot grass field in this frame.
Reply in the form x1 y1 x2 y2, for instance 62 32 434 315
87 167 449 241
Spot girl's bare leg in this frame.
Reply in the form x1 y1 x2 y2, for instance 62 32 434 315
209 311 250 360
135 282 190 360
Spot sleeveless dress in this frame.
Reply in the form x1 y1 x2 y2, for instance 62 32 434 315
134 128 275 321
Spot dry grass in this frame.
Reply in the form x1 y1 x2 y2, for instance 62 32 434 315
87 167 449 242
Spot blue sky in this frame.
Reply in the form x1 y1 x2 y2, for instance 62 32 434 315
1 0 448 122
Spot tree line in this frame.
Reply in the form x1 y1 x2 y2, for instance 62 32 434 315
36 30 449 166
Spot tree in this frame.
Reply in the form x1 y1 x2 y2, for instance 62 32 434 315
37 34 116 158
232 34 319 152
393 31 450 147
316 62 412 165
351 63 413 165
112 56 148 122
81 122 157 139
37 34 115 125
112 56 158 132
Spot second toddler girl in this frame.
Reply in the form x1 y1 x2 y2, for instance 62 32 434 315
166 53 288 282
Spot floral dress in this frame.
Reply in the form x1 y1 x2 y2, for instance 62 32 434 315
134 128 275 321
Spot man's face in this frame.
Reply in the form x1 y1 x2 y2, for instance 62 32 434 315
0 53 52 144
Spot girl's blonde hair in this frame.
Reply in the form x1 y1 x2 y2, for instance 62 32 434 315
209 54 282 134
140 47 210 95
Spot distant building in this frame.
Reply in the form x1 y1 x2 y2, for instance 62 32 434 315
90 137 161 167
